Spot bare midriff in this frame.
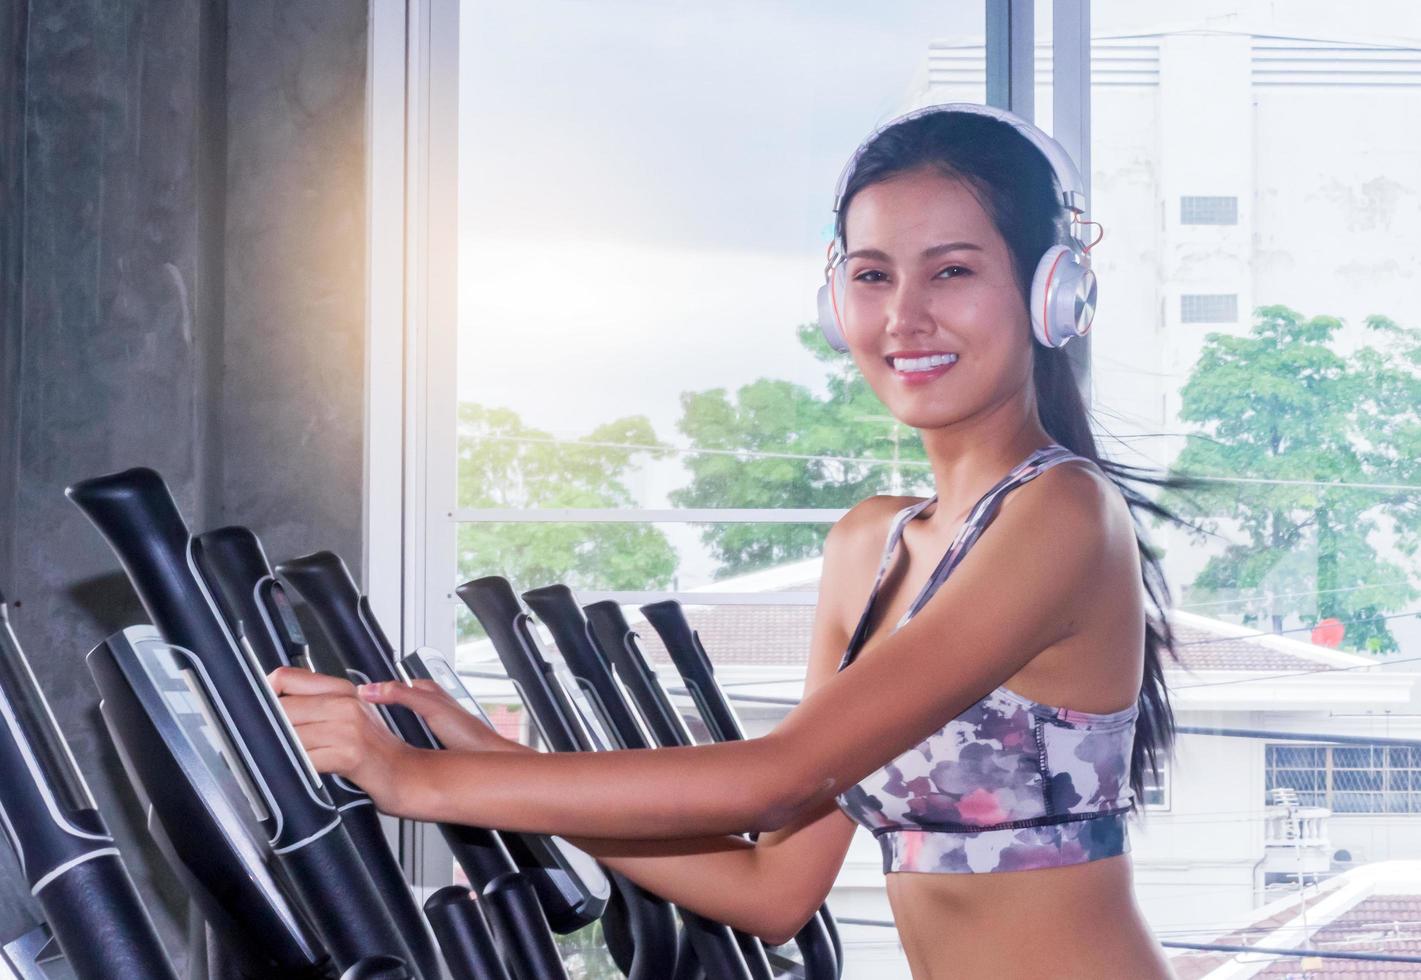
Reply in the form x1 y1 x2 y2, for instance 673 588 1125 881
884 853 1177 979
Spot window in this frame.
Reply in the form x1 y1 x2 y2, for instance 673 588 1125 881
374 0 1421 972
1265 744 1421 814
1142 757 1170 809
1180 195 1239 225
1180 293 1239 323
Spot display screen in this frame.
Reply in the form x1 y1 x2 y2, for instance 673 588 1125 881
130 637 271 825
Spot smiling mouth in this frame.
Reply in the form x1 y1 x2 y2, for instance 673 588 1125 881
887 353 959 373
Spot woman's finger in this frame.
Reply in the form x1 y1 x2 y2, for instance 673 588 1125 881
359 679 460 716
277 691 367 727
267 665 357 698
292 721 365 773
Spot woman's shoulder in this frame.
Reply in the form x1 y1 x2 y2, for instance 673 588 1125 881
830 493 929 548
1028 452 1134 533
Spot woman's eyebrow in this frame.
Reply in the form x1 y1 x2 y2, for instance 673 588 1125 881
844 241 984 262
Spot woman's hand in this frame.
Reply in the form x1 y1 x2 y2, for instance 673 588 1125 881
357 678 533 756
266 666 420 812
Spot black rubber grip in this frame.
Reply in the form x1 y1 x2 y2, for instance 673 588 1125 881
192 525 299 675
583 601 691 748
459 578 681 980
34 852 179 980
521 586 650 750
479 872 571 980
275 823 421 975
641 601 843 979
423 886 513 980
195 526 444 980
525 590 756 980
639 600 744 743
337 801 444 980
455 578 588 754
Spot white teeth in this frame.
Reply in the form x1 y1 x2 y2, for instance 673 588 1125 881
891 353 958 372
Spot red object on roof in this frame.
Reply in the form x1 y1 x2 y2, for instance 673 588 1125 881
1311 617 1345 648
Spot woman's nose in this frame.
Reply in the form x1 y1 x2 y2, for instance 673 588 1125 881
883 278 934 338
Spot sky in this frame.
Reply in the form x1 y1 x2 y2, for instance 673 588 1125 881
453 0 1421 456
455 0 984 463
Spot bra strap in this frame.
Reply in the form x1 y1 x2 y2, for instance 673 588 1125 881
836 495 935 671
838 444 1083 670
895 444 1082 628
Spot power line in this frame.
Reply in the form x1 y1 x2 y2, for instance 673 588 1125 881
1178 578 1414 612
1174 606 1421 648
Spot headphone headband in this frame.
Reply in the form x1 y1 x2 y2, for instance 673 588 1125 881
830 103 1087 244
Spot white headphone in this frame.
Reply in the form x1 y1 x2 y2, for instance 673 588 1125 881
816 102 1098 353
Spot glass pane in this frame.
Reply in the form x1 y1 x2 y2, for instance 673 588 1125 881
1273 769 1322 793
1270 745 1325 768
1333 747 1377 769
457 0 980 516
453 521 828 642
1092 6 1421 965
1387 746 1420 767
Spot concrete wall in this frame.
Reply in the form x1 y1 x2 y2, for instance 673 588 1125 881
0 0 368 966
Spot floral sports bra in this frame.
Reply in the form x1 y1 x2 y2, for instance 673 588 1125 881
834 443 1139 875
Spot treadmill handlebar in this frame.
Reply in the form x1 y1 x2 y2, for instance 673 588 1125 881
520 585 651 752
639 601 746 743
0 600 179 980
65 469 337 845
456 577 591 755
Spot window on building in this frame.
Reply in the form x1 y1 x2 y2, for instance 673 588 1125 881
1180 293 1239 323
1142 758 1170 809
1180 195 1239 225
1265 744 1421 814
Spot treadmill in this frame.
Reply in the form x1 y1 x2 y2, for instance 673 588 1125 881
67 467 424 977
593 599 844 979
275 550 600 980
461 575 745 980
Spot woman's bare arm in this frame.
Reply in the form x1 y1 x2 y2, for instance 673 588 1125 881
273 462 1116 841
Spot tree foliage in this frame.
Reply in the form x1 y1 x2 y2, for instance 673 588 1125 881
455 404 678 637
669 323 928 577
1160 305 1419 653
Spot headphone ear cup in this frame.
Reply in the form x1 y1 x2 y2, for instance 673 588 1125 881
816 264 850 353
1029 245 1097 348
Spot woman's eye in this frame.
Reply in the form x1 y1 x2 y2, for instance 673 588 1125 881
850 266 970 283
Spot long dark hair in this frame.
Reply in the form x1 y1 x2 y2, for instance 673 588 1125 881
836 110 1213 812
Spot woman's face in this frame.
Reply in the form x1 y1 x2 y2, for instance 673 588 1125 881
838 166 1034 431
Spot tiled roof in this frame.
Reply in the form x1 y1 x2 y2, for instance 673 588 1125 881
1165 864 1421 979
1253 895 1421 976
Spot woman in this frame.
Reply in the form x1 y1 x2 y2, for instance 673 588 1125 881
272 105 1197 978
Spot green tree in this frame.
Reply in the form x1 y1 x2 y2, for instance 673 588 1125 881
670 324 930 577
456 403 677 638
1162 305 1418 653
